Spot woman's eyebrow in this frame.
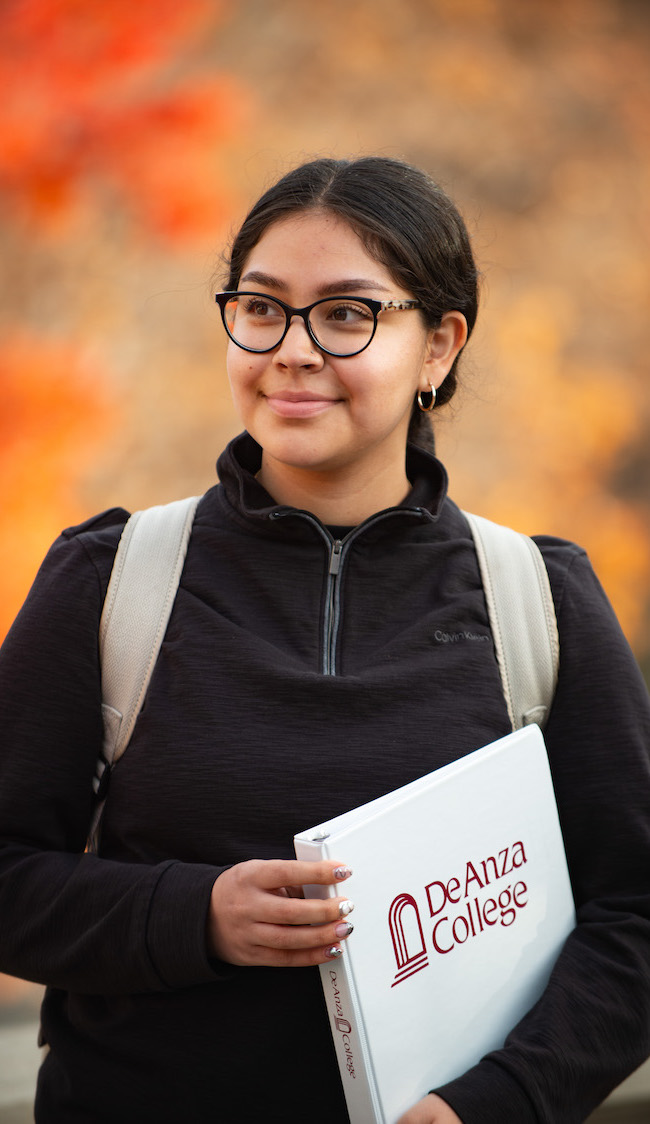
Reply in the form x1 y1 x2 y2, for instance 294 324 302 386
317 279 391 297
239 270 391 297
239 269 282 290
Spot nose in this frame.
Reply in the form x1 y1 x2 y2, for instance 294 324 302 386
273 314 324 369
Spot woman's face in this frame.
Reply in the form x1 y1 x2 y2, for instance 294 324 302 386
226 209 461 491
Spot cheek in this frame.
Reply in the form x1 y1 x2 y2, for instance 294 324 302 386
227 352 259 400
351 360 421 415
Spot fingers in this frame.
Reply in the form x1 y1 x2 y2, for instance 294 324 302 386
263 942 350 969
254 910 354 952
225 857 354 926
254 858 353 890
260 890 353 925
207 858 355 967
212 906 355 967
397 1094 464 1124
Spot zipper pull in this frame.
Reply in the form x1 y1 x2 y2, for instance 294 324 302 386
329 540 343 575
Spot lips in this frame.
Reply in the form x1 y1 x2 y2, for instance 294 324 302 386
264 391 341 419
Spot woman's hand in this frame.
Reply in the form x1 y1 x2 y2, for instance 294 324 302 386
206 858 354 967
397 1093 464 1124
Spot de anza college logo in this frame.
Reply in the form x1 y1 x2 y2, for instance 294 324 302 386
389 840 529 986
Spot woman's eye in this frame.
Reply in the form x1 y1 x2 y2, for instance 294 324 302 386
243 298 272 316
328 302 371 323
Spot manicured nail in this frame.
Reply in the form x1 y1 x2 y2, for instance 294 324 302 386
338 900 354 918
326 946 343 959
333 866 353 880
335 921 354 938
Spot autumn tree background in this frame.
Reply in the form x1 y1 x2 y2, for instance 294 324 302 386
2 0 649 667
1 0 649 636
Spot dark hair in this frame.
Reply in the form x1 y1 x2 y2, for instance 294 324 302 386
224 157 479 451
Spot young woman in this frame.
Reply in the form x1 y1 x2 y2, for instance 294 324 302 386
0 157 649 1124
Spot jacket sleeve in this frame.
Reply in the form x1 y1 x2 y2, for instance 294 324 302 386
433 545 650 1123
0 517 228 996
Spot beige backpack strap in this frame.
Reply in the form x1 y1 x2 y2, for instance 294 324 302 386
88 495 200 850
463 511 559 731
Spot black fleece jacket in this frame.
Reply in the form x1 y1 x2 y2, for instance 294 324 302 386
0 432 649 1123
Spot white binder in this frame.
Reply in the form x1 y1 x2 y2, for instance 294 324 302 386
295 725 575 1124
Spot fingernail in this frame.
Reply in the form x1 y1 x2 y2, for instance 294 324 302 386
335 921 354 938
333 866 353 880
326 946 343 959
338 900 354 918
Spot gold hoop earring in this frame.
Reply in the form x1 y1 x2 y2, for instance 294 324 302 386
417 383 436 412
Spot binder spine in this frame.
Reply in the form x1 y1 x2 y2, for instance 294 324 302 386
317 955 381 1124
295 834 382 1124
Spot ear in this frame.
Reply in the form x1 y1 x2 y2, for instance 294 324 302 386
420 311 468 393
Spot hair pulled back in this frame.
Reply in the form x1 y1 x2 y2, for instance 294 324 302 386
224 157 479 450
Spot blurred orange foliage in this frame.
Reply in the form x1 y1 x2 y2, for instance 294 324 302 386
0 0 648 662
0 337 117 640
0 0 247 239
0 0 247 641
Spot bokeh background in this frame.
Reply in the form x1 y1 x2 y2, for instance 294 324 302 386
1 0 649 1095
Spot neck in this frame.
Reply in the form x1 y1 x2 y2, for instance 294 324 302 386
257 455 411 526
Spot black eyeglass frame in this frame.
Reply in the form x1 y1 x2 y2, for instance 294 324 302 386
214 290 423 357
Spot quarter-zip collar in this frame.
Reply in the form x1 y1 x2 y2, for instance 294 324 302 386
215 431 451 675
270 502 428 674
216 430 449 536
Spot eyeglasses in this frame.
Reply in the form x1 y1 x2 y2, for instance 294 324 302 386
215 291 423 358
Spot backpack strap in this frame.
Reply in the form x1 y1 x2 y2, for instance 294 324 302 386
88 495 200 850
463 511 559 731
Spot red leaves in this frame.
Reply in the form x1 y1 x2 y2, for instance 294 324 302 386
0 0 247 239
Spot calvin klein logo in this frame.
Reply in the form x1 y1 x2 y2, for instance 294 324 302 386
434 629 490 644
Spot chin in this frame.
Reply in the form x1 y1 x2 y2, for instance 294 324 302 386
277 453 345 474
264 433 349 471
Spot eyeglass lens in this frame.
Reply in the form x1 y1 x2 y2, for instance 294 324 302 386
223 294 376 356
